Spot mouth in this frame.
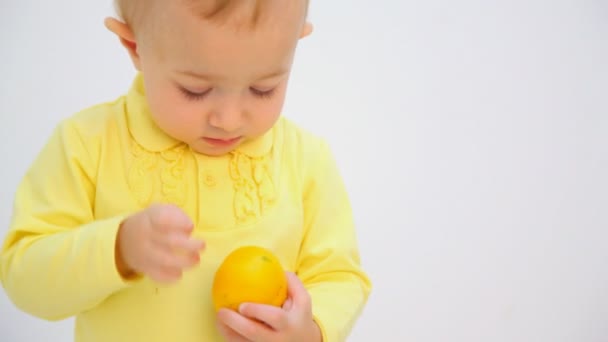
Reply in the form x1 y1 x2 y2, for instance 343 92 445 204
202 136 242 147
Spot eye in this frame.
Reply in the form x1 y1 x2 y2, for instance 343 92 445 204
250 87 276 99
179 86 212 101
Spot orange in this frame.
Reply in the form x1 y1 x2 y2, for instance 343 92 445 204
211 245 288 312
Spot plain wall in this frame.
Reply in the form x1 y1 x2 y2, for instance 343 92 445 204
1 1 607 341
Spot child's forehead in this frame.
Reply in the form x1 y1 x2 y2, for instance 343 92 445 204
117 0 308 35
181 0 309 32
141 2 305 81
186 0 310 28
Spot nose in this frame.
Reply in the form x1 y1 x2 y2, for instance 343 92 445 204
208 96 245 133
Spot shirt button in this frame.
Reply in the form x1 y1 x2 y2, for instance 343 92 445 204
203 173 217 187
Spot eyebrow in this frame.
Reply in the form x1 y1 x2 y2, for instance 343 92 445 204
177 68 288 81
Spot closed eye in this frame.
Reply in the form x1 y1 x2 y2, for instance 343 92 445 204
250 87 276 99
179 86 212 101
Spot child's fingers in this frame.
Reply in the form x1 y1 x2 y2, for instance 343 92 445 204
153 249 200 271
281 297 293 311
285 272 311 310
216 320 250 342
217 308 273 342
146 250 200 283
147 204 195 234
239 303 288 331
158 233 205 254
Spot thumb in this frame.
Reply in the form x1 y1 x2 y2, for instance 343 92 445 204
285 272 311 310
282 298 293 311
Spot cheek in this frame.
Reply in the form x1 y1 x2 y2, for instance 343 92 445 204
252 97 285 131
266 88 288 119
147 87 199 136
259 84 287 112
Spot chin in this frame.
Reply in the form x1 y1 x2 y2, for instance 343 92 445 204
190 145 235 157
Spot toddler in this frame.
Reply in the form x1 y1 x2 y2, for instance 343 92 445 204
0 1 371 341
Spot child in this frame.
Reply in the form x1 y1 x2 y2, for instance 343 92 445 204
0 0 371 341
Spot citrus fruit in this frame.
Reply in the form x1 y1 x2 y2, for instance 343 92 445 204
212 245 288 312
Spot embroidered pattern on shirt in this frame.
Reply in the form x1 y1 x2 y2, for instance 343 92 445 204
128 141 187 206
127 140 277 225
229 150 276 225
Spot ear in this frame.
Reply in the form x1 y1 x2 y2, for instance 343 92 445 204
104 17 142 71
299 21 313 39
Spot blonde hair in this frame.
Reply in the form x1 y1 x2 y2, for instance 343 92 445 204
114 0 309 34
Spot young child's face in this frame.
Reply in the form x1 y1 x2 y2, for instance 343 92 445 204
119 2 310 156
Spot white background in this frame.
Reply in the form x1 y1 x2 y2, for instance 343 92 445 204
1 1 607 341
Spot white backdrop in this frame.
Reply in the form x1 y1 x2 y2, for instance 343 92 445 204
1 1 607 341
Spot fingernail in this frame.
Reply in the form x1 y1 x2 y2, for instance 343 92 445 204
238 303 246 313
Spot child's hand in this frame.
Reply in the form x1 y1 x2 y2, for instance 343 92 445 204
116 204 204 283
216 272 322 342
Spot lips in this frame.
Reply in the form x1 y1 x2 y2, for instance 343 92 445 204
203 137 242 147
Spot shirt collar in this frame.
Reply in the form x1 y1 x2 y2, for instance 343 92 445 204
125 73 274 157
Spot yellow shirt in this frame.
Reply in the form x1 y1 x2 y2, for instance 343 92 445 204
0 75 371 342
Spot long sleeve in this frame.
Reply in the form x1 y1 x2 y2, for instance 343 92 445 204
0 120 134 321
297 140 372 342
